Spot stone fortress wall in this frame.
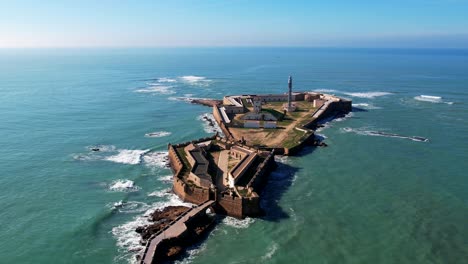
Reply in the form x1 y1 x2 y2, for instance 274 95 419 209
168 134 276 218
168 135 217 205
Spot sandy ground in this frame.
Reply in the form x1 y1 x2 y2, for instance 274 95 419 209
229 108 312 147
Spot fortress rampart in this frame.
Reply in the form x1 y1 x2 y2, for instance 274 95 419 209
213 106 234 139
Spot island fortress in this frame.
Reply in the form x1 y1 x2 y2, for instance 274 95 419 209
168 76 352 217
139 77 351 263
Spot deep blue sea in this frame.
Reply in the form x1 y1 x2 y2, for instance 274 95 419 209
0 48 467 264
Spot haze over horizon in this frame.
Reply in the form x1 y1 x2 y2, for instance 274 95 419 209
1 0 468 49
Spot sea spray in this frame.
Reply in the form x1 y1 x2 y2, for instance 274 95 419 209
109 180 140 192
112 193 194 263
105 149 150 165
144 131 171 138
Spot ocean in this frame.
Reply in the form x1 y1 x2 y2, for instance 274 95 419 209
0 48 467 264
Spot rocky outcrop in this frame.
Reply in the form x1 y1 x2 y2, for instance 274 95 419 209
191 99 222 107
136 206 190 241
136 205 215 263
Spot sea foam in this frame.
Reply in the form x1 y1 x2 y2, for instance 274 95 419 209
353 103 382 109
222 216 255 229
344 91 392 98
144 131 171 138
112 193 193 263
414 95 453 104
197 113 223 135
105 149 150 165
109 180 140 192
341 127 429 142
179 76 212 86
142 151 170 168
135 83 175 94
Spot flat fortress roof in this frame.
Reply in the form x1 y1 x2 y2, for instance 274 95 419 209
231 152 257 180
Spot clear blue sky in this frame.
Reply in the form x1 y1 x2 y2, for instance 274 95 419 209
1 0 468 48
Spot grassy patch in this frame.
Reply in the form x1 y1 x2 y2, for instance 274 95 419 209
282 128 310 149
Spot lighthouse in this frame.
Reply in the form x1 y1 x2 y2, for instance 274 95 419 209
283 75 296 112
288 76 293 109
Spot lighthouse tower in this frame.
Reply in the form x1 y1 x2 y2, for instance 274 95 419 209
284 75 296 112
288 76 293 109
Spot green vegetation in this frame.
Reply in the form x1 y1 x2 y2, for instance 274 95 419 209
176 146 191 177
261 108 285 120
237 188 249 197
282 128 311 149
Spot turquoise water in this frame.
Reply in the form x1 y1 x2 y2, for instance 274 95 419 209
0 48 467 263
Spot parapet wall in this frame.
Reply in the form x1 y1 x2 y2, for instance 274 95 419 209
246 150 275 190
213 106 234 139
169 135 217 205
173 177 211 205
216 195 243 219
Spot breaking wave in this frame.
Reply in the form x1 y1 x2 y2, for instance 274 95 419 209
135 83 175 94
142 151 170 168
73 145 117 161
105 149 150 165
111 201 152 214
158 174 173 183
353 103 382 109
261 242 279 261
148 188 172 198
144 131 171 138
314 89 339 93
112 193 193 263
197 113 223 135
342 127 429 142
343 91 392 98
414 95 453 104
168 96 212 103
222 216 255 228
109 180 140 192
157 77 177 83
74 147 168 168
179 75 212 86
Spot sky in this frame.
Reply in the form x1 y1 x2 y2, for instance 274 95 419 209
1 0 468 48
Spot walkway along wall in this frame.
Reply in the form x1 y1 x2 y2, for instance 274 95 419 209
212 106 234 139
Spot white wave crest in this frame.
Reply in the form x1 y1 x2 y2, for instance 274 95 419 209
109 180 140 192
111 201 152 214
314 89 339 93
353 103 382 109
333 112 354 122
197 113 223 135
344 91 392 98
112 193 194 262
274 155 289 164
135 83 175 94
179 76 212 86
87 145 116 152
73 145 117 161
142 151 169 168
222 216 255 228
157 77 177 83
261 243 279 261
144 131 171 138
159 174 173 183
414 95 453 104
148 188 171 198
341 127 428 142
105 149 150 165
